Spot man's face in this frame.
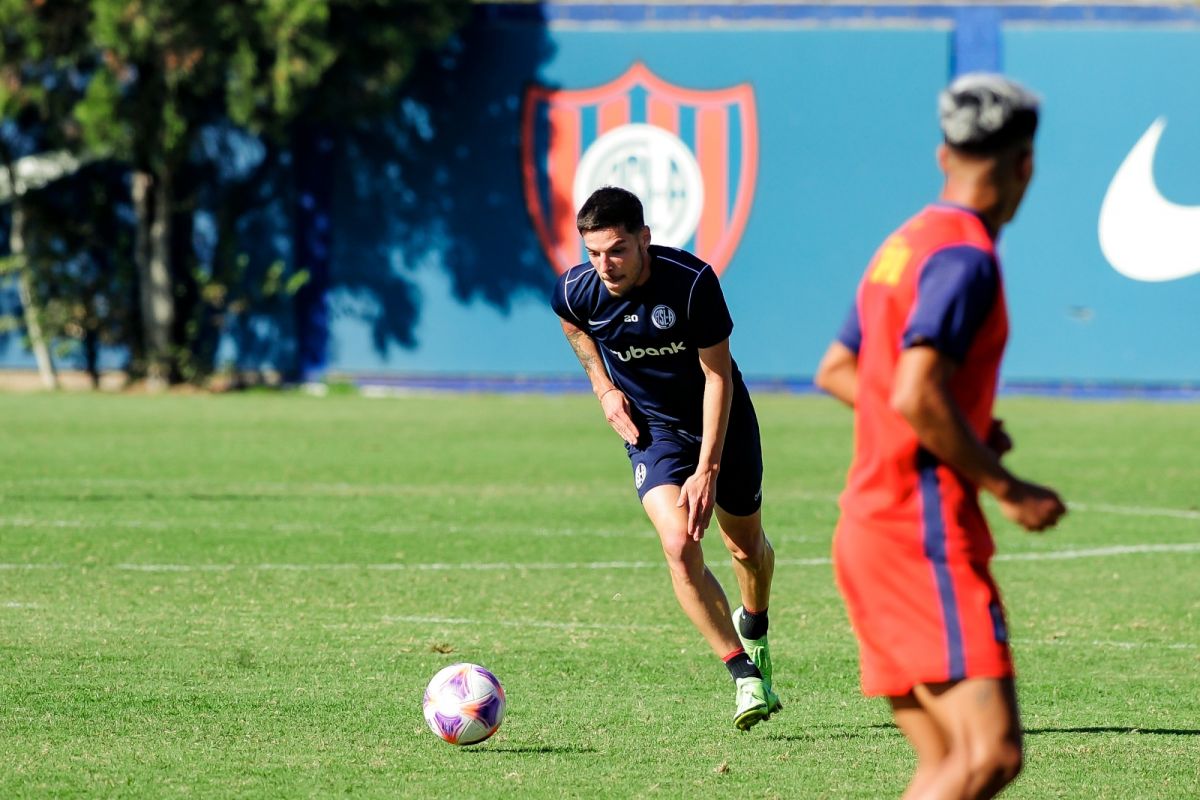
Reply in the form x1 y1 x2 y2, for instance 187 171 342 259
581 226 651 297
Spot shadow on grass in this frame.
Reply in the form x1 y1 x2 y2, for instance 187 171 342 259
1027 726 1200 736
466 745 598 754
771 724 1200 742
768 724 892 742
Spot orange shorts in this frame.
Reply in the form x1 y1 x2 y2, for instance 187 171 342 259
833 517 1014 697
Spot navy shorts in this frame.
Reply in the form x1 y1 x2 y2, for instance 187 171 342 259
625 397 763 517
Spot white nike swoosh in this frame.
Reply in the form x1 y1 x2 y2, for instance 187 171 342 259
1098 117 1200 282
587 318 614 327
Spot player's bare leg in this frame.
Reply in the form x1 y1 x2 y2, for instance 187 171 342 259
642 484 772 729
716 505 782 713
642 484 741 656
715 505 773 613
907 678 1024 800
890 693 951 800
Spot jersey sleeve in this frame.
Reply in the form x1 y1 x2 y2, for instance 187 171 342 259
902 245 999 362
836 302 862 354
687 266 734 348
550 271 584 327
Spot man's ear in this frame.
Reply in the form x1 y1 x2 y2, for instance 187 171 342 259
640 225 651 248
1017 148 1035 183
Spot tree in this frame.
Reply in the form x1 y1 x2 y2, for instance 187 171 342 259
74 1 245 387
0 0 93 389
14 161 135 387
73 0 471 387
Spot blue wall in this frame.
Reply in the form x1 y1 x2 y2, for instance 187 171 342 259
319 4 1200 385
5 5 1199 385
1003 29 1200 382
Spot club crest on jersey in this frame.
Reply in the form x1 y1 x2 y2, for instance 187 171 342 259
651 305 677 330
521 62 758 277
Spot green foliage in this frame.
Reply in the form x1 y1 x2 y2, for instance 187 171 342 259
77 0 471 161
11 164 136 378
0 1 91 155
226 0 471 136
74 68 125 156
225 40 262 128
83 0 242 169
3 0 471 383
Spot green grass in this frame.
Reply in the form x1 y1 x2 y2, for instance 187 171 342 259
1 391 1197 798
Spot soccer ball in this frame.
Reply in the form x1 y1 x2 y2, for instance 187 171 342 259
422 662 506 745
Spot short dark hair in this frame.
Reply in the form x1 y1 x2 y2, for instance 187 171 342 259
576 186 645 234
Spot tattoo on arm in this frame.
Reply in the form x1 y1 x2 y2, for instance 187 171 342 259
566 329 600 376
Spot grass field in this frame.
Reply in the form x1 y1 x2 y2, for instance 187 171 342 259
1 391 1198 798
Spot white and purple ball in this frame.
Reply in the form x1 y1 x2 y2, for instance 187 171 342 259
422 663 506 745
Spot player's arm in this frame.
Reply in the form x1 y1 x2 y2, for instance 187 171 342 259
558 318 639 445
891 346 1066 532
815 340 858 407
677 338 734 541
816 301 861 407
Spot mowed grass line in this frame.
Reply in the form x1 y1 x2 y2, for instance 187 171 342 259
0 392 1197 798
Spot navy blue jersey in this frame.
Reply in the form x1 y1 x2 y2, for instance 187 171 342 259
552 244 750 434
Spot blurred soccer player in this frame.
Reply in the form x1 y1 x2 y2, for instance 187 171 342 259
552 186 782 731
815 74 1067 799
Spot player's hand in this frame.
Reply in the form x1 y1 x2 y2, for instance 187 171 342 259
997 479 1067 533
600 388 640 445
987 418 1013 456
677 468 717 541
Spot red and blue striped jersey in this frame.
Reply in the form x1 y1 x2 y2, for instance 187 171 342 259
837 204 1009 551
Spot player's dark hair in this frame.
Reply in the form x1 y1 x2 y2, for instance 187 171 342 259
939 73 1039 156
945 115 1038 156
576 186 645 234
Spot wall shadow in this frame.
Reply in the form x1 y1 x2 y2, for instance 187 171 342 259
329 3 558 360
188 123 297 379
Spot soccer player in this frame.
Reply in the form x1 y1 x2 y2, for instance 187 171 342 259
814 74 1067 799
551 186 782 731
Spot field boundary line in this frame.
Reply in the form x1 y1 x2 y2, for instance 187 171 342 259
1069 502 1200 521
1018 638 1197 651
380 617 1196 651
2 542 1194 573
0 542 1196 573
381 614 673 632
995 543 1200 560
2 481 1197 522
0 515 646 539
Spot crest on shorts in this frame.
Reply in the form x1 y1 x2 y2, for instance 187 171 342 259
521 63 758 276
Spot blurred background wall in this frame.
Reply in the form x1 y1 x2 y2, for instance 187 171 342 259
3 2 1198 387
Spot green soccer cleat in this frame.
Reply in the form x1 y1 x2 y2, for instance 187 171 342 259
733 606 783 715
733 676 770 731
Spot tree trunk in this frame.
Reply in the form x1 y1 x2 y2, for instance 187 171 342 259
10 200 59 390
132 169 175 389
292 124 335 384
83 327 100 388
